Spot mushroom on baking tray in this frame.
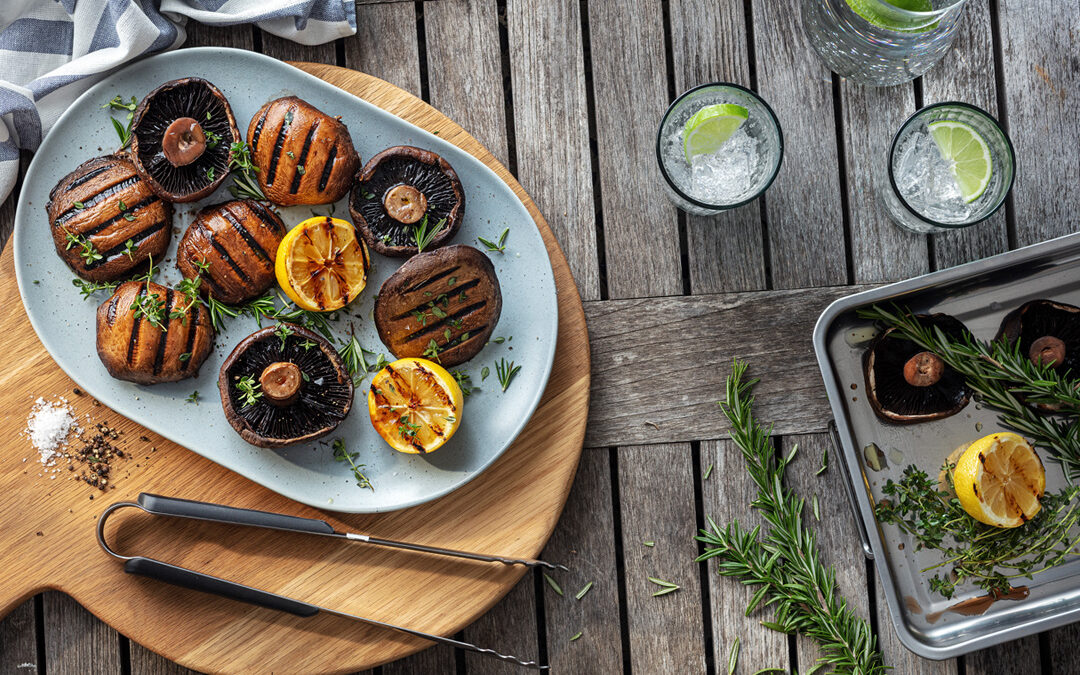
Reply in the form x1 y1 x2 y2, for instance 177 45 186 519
863 313 972 423
349 146 465 258
219 325 353 448
247 96 359 206
996 299 1080 411
129 78 241 202
47 154 172 281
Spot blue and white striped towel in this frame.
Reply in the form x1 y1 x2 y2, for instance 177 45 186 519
0 0 357 207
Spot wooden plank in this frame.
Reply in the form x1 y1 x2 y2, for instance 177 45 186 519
381 644 456 675
920 2 1009 269
42 592 122 675
1045 622 1080 675
507 0 600 301
259 31 337 65
344 3 422 98
183 19 254 50
841 83 926 283
0 598 37 675
423 0 509 167
540 448 621 672
617 444 707 672
128 643 199 675
965 635 1041 675
700 439 789 674
584 284 873 448
669 0 767 294
997 0 1080 247
780 434 871 671
586 0 681 298
752 0 846 290
873 575 957 675
462 576 539 675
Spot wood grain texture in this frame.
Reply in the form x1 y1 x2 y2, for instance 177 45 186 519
584 284 873 448
586 0 681 298
921 2 1009 270
964 636 1041 675
1046 622 1080 675
463 576 539 675
42 593 122 675
669 0 768 294
183 20 254 50
345 2 422 98
259 31 337 65
540 448 622 673
0 63 590 675
874 574 958 675
752 0 847 289
701 439 789 674
129 642 201 675
841 83 926 283
997 0 1080 247
617 444 707 673
381 643 455 675
0 598 37 675
507 0 600 302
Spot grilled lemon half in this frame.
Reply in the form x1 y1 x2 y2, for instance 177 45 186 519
368 358 463 454
954 432 1045 529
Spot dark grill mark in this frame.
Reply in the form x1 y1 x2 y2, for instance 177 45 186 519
250 106 270 149
85 220 168 268
248 200 285 235
181 303 201 372
55 175 141 225
65 163 111 190
208 234 251 282
127 286 146 365
152 289 174 376
403 302 489 343
290 120 320 194
403 267 461 295
76 196 157 237
221 205 271 262
265 105 297 186
318 144 337 192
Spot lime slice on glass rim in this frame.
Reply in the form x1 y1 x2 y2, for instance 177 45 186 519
927 119 994 203
682 103 749 162
845 0 937 32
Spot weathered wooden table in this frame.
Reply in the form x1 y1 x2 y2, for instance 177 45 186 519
2 1 1078 673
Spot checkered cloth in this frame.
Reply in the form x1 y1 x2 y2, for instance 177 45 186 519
0 0 357 206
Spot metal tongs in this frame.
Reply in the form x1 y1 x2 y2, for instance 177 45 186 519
97 493 565 669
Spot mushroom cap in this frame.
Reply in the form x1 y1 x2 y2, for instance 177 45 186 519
47 154 172 281
219 325 353 448
996 299 1080 373
349 145 465 258
130 78 240 202
863 313 972 424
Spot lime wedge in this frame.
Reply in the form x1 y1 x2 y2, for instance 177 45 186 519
683 104 749 162
845 0 935 32
927 120 993 203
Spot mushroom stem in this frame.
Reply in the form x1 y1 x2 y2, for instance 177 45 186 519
384 184 428 224
1029 336 1066 368
162 117 207 167
903 351 945 387
260 361 302 406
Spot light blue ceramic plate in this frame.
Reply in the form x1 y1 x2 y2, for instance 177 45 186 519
13 48 558 513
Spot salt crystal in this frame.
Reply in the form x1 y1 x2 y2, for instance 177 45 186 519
24 397 80 468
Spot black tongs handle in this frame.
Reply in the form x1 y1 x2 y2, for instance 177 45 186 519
138 493 335 535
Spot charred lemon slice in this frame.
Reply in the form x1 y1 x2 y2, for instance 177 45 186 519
954 432 1045 528
368 357 463 454
275 216 370 312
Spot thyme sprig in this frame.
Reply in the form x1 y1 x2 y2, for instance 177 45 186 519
72 278 119 299
235 375 262 407
333 439 373 491
63 229 103 265
228 141 266 201
696 361 884 674
858 304 1080 478
103 95 137 149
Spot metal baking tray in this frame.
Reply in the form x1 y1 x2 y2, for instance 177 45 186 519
814 232 1080 660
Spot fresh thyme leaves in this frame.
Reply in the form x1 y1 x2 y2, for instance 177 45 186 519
170 275 202 323
647 577 679 597
575 581 594 600
362 188 376 200
130 268 166 329
697 360 884 674
103 95 137 149
412 214 447 253
274 322 294 349
860 304 1080 479
122 239 136 260
205 130 221 149
73 201 85 210
228 141 266 201
543 573 564 596
495 358 521 392
451 369 475 397
235 374 262 407
64 229 103 264
477 227 509 253
875 465 1080 598
205 166 216 182
185 390 200 405
72 278 118 299
397 415 421 440
333 438 374 491
481 366 490 381
423 339 442 363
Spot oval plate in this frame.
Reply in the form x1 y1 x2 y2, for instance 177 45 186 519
13 48 558 513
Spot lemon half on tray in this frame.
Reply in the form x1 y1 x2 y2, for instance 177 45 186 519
954 432 1045 529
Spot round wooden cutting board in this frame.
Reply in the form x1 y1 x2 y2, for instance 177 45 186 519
0 63 590 674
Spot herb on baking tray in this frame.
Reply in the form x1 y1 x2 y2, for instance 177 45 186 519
228 141 267 201
72 278 119 299
235 375 262 407
697 360 884 675
332 438 373 491
412 214 446 254
103 95 137 149
495 358 521 392
477 227 509 254
877 465 1080 598
859 304 1080 479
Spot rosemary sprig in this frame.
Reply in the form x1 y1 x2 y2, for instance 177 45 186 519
495 358 521 392
647 577 679 597
412 214 447 253
859 304 1080 479
333 439 374 491
235 375 262 407
103 95 137 149
228 141 266 201
477 227 509 253
697 360 884 674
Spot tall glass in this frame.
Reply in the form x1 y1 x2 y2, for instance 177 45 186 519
656 83 784 216
878 102 1015 234
801 0 969 87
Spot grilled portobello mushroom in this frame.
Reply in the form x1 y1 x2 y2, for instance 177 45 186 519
176 200 286 304
374 245 501 367
247 96 359 206
96 281 214 384
350 145 465 258
47 155 172 281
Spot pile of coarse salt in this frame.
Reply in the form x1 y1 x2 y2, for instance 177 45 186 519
24 397 81 469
